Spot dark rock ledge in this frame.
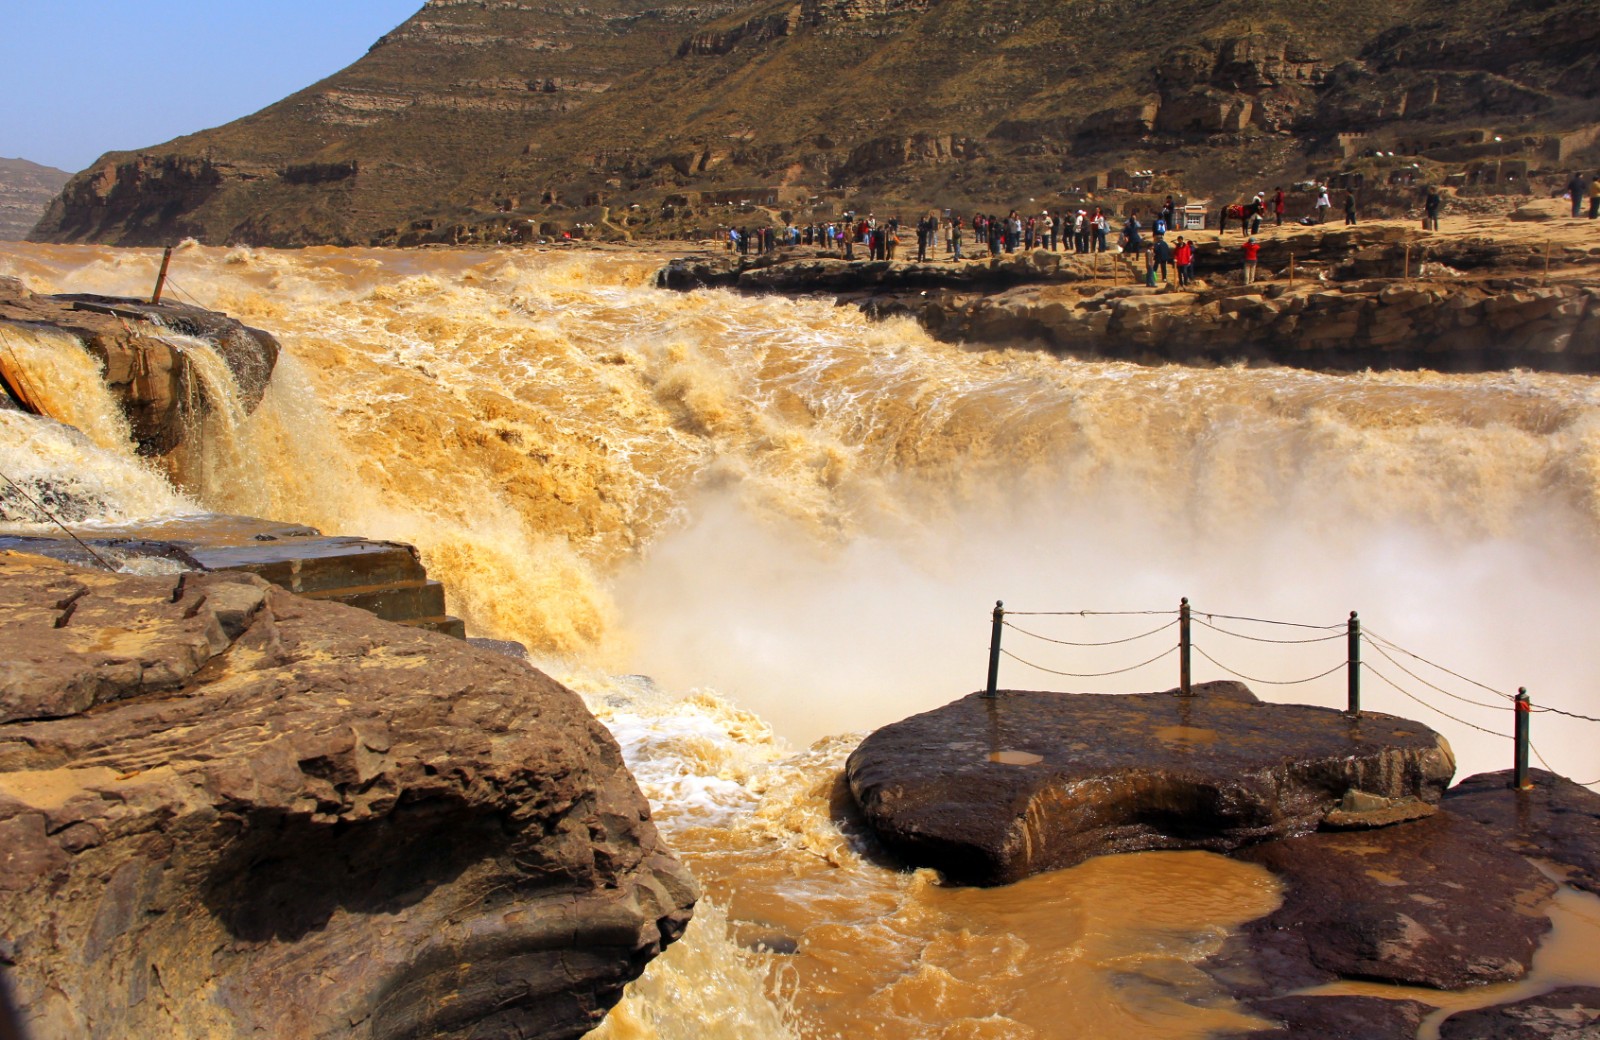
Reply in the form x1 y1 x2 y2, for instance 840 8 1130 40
845 684 1600 1039
0 551 695 1040
843 682 1455 887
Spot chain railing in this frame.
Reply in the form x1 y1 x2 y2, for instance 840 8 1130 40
981 598 1600 790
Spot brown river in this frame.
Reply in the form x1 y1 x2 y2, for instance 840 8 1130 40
2 241 1598 1038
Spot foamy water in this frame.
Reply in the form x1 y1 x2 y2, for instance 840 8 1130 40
4 240 1600 1037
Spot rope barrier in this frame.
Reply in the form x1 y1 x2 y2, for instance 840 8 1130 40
1530 743 1600 788
1523 704 1600 720
1361 625 1515 701
1004 617 1178 648
0 466 117 571
1190 608 1344 631
1000 644 1177 679
1361 662 1506 738
1190 644 1346 686
1193 617 1346 645
1005 609 1179 617
1364 625 1599 724
1361 636 1510 713
162 277 206 309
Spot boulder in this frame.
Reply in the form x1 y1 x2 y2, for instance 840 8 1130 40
1444 769 1600 896
1227 812 1556 990
0 552 695 1040
1437 987 1600 1039
844 684 1455 885
0 277 280 455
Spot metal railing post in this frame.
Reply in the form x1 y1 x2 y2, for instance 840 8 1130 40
1179 597 1192 695
1513 688 1532 789
1347 611 1361 714
985 601 1004 698
150 246 174 305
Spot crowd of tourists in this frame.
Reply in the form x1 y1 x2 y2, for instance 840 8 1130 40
719 173 1594 287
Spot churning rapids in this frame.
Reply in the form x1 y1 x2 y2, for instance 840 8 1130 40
3 241 1600 1038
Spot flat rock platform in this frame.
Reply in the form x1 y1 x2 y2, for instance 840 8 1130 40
844 681 1456 886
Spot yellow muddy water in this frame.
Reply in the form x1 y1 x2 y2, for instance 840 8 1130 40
4 241 1600 1038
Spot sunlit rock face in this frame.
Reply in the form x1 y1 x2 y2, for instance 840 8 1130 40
845 682 1456 886
0 553 696 1040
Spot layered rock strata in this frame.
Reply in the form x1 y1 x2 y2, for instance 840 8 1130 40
29 1 1599 246
843 682 1456 886
0 552 695 1039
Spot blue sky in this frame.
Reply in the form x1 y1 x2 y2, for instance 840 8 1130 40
1 1 423 173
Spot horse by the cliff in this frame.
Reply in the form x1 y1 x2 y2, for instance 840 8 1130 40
1218 200 1264 236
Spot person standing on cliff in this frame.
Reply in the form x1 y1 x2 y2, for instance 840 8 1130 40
1242 236 1261 284
951 215 964 260
1424 187 1442 231
1153 234 1173 284
1568 172 1588 218
1122 212 1143 254
1273 187 1285 226
1343 191 1357 225
1174 235 1194 287
1316 187 1331 224
1590 177 1600 219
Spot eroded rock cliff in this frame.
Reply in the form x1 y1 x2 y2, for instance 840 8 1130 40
28 0 1600 246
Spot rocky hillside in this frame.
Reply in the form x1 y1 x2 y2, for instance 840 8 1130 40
0 158 70 240
30 0 1600 247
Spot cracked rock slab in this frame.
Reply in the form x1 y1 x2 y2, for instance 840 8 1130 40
0 552 695 1040
844 684 1456 885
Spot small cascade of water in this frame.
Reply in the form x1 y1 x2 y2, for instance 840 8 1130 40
0 322 195 529
0 322 138 452
0 410 196 527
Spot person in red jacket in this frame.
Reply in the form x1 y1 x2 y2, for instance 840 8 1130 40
1243 237 1261 284
1273 187 1286 226
1174 236 1194 287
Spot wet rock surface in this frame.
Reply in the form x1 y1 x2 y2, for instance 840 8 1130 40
1224 995 1434 1040
0 552 695 1040
1445 769 1600 896
844 683 1455 886
0 275 279 454
1223 812 1556 991
1437 987 1600 1039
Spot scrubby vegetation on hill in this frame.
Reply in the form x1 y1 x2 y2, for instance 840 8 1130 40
30 0 1600 247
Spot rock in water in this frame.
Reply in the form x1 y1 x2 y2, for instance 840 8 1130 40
0 552 696 1039
1228 812 1556 990
1437 987 1600 1039
1445 769 1600 896
844 684 1454 885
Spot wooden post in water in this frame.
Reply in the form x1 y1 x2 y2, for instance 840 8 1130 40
1513 688 1532 789
985 601 1005 698
1179 597 1192 695
1347 612 1361 714
150 246 174 305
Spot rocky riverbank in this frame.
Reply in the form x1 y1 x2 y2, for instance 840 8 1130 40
0 553 696 1039
845 683 1600 1039
658 213 1600 373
